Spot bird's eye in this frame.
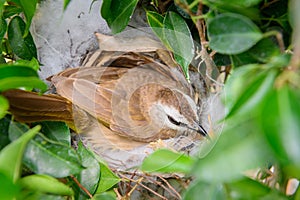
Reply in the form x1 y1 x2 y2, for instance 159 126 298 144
167 115 182 126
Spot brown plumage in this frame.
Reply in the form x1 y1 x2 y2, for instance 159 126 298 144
2 33 208 153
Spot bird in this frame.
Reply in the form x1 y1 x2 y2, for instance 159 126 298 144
3 32 209 162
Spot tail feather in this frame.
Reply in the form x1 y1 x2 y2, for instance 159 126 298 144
2 89 74 125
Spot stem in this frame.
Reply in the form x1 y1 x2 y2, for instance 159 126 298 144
70 175 93 198
263 30 285 53
188 0 201 10
191 12 209 21
289 0 300 70
175 0 219 87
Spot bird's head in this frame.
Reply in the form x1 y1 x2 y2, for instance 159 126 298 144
149 88 209 139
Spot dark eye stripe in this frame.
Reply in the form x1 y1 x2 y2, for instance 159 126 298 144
167 115 182 126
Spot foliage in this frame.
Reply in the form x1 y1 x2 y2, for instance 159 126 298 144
0 0 299 199
143 0 298 199
0 1 118 199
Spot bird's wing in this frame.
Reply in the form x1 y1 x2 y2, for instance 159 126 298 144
51 49 194 141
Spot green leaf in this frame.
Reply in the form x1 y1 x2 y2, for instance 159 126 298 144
205 0 260 20
207 0 262 8
184 177 287 200
8 122 83 178
0 64 47 92
37 121 71 146
147 11 164 30
93 191 116 200
30 194 66 200
0 17 6 42
0 172 20 200
183 181 226 200
163 11 194 80
231 52 257 67
208 13 263 54
3 5 23 19
0 55 5 64
0 76 47 92
192 121 271 182
224 65 277 118
101 0 138 34
19 174 74 196
260 86 300 175
14 57 40 71
7 16 37 60
141 149 195 174
19 0 37 37
0 0 5 18
63 0 71 10
0 116 11 150
0 75 45 92
247 38 281 63
0 95 8 119
96 162 120 193
0 125 40 182
146 11 167 44
231 38 281 67
74 142 100 199
0 65 39 79
227 177 274 199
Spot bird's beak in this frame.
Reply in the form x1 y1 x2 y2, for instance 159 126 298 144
196 124 210 140
188 122 210 140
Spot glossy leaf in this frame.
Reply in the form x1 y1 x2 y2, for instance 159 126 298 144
231 38 281 67
7 16 37 60
141 149 195 174
0 125 40 182
74 142 100 199
30 194 66 200
0 0 5 17
0 17 6 65
207 0 262 8
227 177 285 199
14 57 40 71
93 191 116 200
0 64 47 92
0 17 6 42
0 116 10 150
223 64 277 118
183 181 226 200
19 174 74 196
192 121 271 182
8 122 83 178
96 162 120 193
146 11 167 46
247 38 280 63
208 13 263 54
63 0 71 10
163 11 194 80
19 0 37 37
260 86 300 175
231 52 257 67
184 177 287 200
101 0 138 34
0 76 47 92
37 121 71 146
0 55 5 64
3 5 23 19
0 95 8 119
0 172 20 200
0 65 38 78
147 11 164 31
